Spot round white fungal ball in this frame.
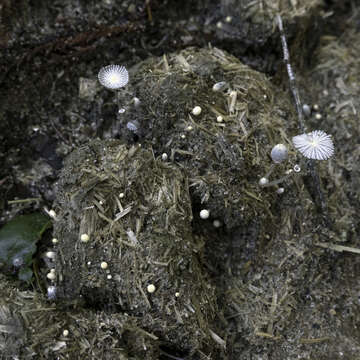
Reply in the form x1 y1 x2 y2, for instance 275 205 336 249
100 261 108 269
270 144 288 164
80 233 90 243
98 65 129 90
46 251 56 259
161 153 168 161
315 113 322 120
47 285 56 300
212 81 227 92
276 187 285 194
200 209 210 219
302 104 311 117
47 272 56 280
147 284 156 293
213 219 221 228
52 238 58 244
216 115 223 123
133 97 141 107
63 329 69 337
48 210 57 219
259 177 269 186
191 106 202 116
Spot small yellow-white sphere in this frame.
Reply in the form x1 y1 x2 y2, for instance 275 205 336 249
191 106 202 116
63 329 69 337
200 209 210 219
259 177 269 186
216 115 223 123
48 210 57 219
80 233 90 243
47 272 56 280
52 238 58 244
46 251 56 259
147 284 156 293
100 261 108 269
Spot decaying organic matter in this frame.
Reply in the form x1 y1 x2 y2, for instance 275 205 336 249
52 139 218 358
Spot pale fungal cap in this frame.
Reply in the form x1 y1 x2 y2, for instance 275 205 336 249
186 125 193 131
292 130 334 160
276 187 285 194
63 329 69 337
175 292 180 297
161 153 168 161
107 274 112 280
98 65 129 90
200 209 210 219
180 134 186 139
315 113 322 120
119 192 125 198
270 144 288 164
212 81 227 92
80 233 90 243
192 106 202 116
52 238 58 244
216 115 223 123
47 286 56 300
132 97 141 107
46 251 56 259
213 219 221 228
147 284 156 293
313 104 319 111
100 261 108 269
259 177 269 186
302 104 311 117
47 272 56 280
48 209 57 219
225 16 232 23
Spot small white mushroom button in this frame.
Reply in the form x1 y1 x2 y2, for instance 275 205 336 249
200 209 210 219
80 233 90 243
191 106 202 116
